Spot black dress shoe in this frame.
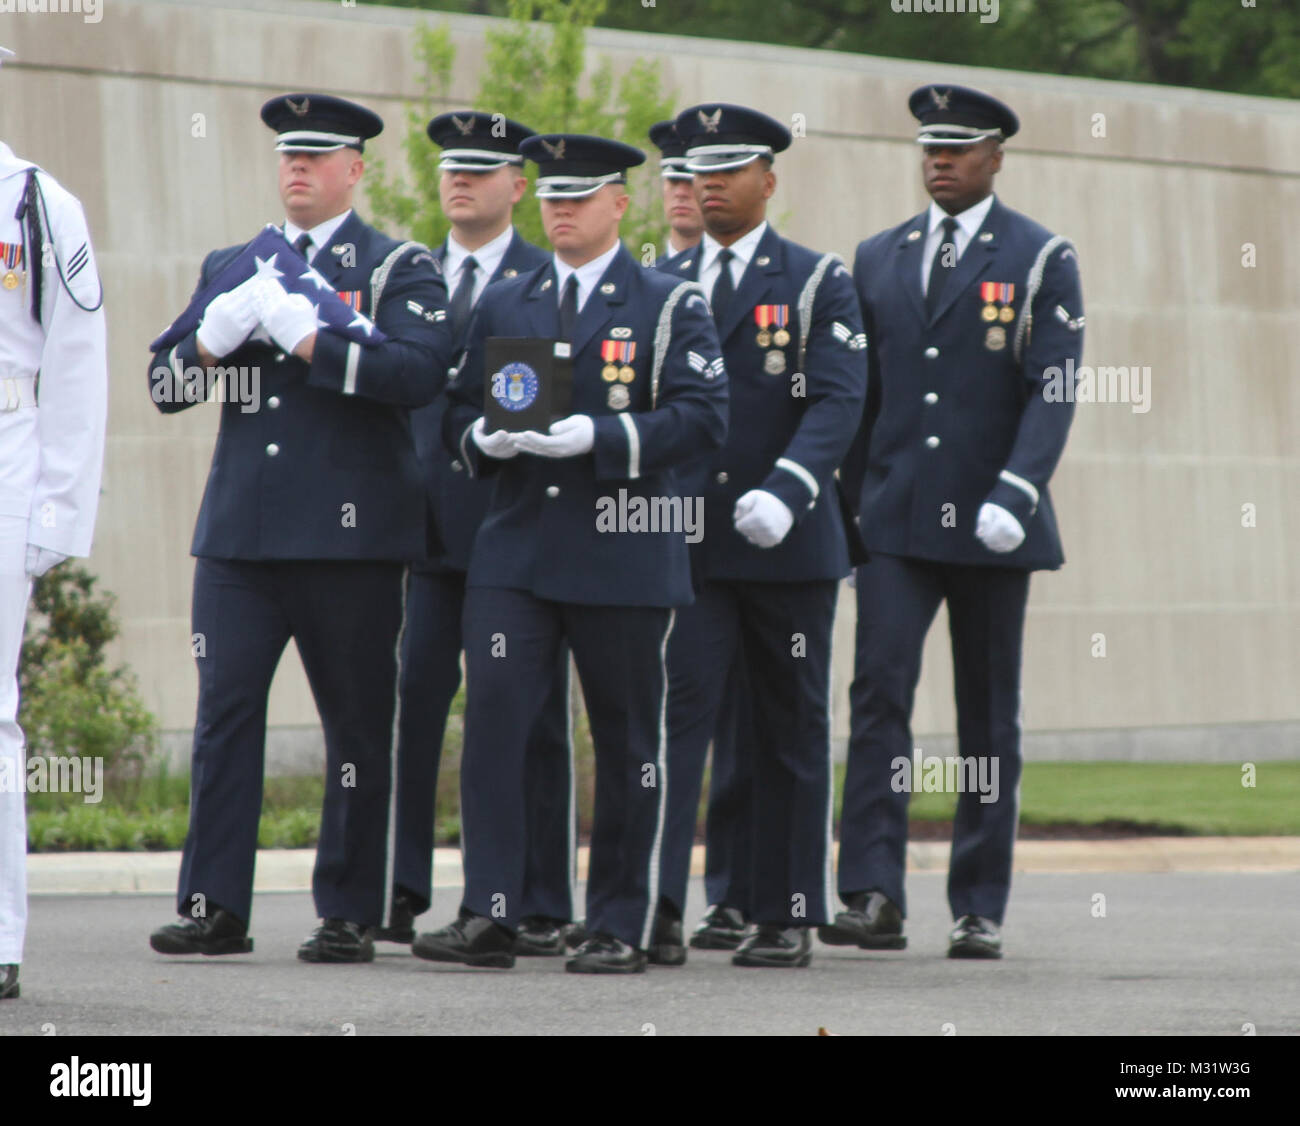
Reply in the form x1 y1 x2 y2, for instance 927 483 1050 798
298 918 375 963
565 933 647 974
647 910 686 966
689 905 747 950
374 891 417 944
412 913 516 968
0 964 17 1000
947 915 1002 959
514 916 567 957
817 891 907 950
150 908 253 956
564 920 587 950
732 924 812 968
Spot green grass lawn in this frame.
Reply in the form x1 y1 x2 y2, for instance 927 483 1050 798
23 758 1299 851
898 762 1300 836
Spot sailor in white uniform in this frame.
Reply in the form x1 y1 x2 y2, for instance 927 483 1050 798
0 44 109 1002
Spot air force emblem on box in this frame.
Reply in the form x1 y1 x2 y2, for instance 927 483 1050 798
490 362 540 411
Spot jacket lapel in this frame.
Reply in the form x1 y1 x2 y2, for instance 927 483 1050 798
522 261 561 335
894 212 929 325
570 245 630 358
493 229 532 283
929 197 1001 325
716 225 780 345
311 211 366 291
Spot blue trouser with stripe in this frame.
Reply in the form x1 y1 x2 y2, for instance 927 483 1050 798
392 567 573 918
838 553 1029 924
661 580 837 927
460 588 673 949
179 557 405 927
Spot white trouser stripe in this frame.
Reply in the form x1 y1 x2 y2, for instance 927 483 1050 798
619 413 641 479
460 422 476 477
563 657 576 920
639 609 675 951
999 469 1039 509
821 593 836 923
343 342 360 396
381 566 411 927
775 456 820 502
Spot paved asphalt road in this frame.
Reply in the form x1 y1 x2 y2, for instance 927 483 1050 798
2 872 1296 1036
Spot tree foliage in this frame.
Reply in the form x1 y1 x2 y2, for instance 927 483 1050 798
366 0 676 254
357 0 1299 100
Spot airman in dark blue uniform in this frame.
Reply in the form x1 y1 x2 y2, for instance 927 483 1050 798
825 85 1085 959
658 105 868 968
383 112 575 958
147 94 452 964
410 134 727 974
649 118 755 953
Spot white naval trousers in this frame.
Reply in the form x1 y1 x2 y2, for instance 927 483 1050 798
0 516 33 965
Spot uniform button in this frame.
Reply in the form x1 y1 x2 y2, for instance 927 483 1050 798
924 392 938 404
715 471 729 485
924 346 939 359
925 436 940 449
267 396 281 409
266 443 280 457
545 485 560 498
451 459 463 472
274 352 287 363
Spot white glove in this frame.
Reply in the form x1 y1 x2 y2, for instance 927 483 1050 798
975 502 1026 553
733 489 794 548
514 415 595 459
25 545 67 577
470 416 521 460
196 283 261 358
255 282 318 355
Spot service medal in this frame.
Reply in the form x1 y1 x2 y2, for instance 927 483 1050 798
755 305 790 350
984 325 1006 351
0 242 23 291
608 385 630 410
601 338 635 382
979 282 999 321
764 349 786 375
999 305 1015 323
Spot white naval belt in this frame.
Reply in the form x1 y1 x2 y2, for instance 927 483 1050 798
0 375 37 411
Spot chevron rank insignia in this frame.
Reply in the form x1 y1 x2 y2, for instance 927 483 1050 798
831 321 867 350
687 350 708 373
708 357 726 380
1054 305 1085 332
407 299 446 323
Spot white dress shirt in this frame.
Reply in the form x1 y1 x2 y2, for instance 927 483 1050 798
553 239 621 314
445 225 515 309
283 209 353 266
698 220 768 304
920 194 994 294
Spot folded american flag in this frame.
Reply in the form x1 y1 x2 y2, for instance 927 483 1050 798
150 224 386 352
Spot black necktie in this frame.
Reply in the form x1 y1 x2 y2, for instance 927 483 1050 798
925 216 959 319
294 232 313 262
449 255 478 336
711 247 735 326
557 273 578 341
